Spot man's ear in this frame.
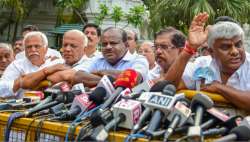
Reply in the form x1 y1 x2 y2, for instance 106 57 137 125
124 41 129 49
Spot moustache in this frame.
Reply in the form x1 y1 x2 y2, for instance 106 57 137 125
28 52 40 57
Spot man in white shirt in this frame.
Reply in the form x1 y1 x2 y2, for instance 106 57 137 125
138 41 161 80
46 30 91 83
165 12 250 113
83 23 101 58
47 27 149 87
15 24 62 60
0 43 14 77
0 31 68 98
126 29 138 55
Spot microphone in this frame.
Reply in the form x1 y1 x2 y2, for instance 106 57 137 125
59 87 107 120
202 115 242 137
187 93 214 141
96 75 115 99
214 125 250 142
82 99 142 141
200 107 230 130
24 90 81 117
100 69 139 110
144 84 183 137
163 100 192 141
131 81 170 134
124 80 154 99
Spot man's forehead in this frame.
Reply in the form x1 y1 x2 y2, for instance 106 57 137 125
102 31 123 41
215 35 242 44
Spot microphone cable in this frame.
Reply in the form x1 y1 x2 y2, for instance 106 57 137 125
64 105 102 142
125 133 146 142
25 114 54 142
4 112 25 142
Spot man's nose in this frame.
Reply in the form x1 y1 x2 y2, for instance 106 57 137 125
231 45 240 56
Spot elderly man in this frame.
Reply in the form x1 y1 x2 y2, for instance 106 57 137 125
61 29 90 69
165 13 250 113
83 23 101 58
15 25 61 60
49 27 149 87
0 43 14 77
139 41 161 80
127 30 138 54
149 27 186 81
0 31 67 98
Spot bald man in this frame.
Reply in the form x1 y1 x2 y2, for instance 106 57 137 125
46 30 91 84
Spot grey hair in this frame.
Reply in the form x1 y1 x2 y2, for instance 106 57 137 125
0 42 13 51
0 43 13 53
208 21 244 48
64 29 88 47
141 40 154 49
23 31 48 48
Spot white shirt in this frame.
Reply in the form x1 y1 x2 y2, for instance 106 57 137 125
15 48 62 60
71 55 92 71
88 50 101 59
147 63 161 80
182 52 250 91
183 53 250 116
79 51 149 81
0 57 64 98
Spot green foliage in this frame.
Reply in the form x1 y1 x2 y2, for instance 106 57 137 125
94 3 146 29
110 6 123 26
126 5 145 28
143 0 250 36
95 3 109 25
55 0 89 24
0 0 25 21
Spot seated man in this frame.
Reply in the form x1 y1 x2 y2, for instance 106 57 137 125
47 27 149 87
0 31 68 98
165 13 250 113
138 41 161 80
15 24 62 60
150 27 186 81
61 29 91 70
0 43 14 77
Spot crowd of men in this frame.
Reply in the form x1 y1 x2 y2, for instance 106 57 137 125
0 12 249 115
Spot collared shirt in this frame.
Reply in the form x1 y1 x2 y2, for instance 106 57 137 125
80 51 149 81
182 53 250 116
147 63 161 80
0 57 64 98
88 50 101 59
71 55 92 71
183 52 250 91
15 48 62 60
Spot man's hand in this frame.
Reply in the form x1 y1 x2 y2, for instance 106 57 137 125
43 64 70 75
46 69 76 85
188 12 210 49
201 81 222 94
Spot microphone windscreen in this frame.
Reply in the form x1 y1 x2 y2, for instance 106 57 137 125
89 87 107 105
191 93 214 109
162 84 176 96
114 69 138 89
231 125 250 140
149 80 171 92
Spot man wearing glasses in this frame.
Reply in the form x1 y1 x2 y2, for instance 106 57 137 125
0 31 67 98
150 27 186 81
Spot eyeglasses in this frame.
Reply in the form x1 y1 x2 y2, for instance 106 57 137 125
153 44 176 50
